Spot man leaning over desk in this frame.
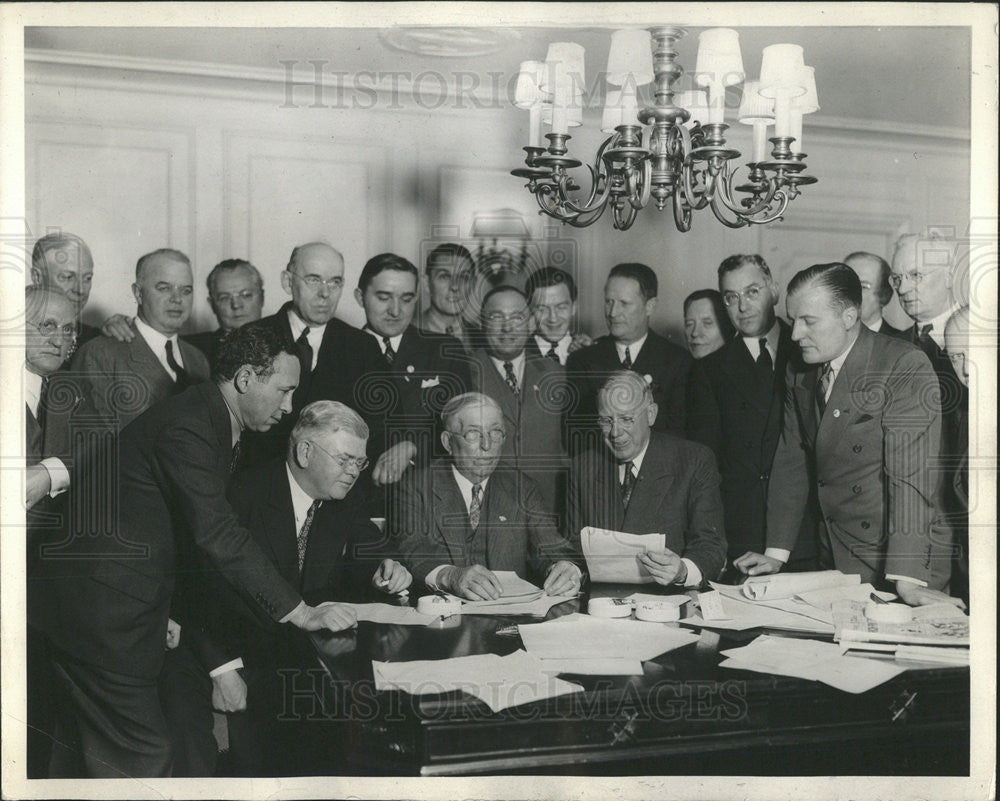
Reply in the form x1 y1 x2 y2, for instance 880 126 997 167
568 370 728 588
389 392 582 600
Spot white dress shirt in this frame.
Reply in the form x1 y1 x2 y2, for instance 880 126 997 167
740 320 780 364
287 309 326 371
620 440 702 588
134 316 184 380
919 303 963 350
364 327 403 357
615 333 648 364
24 367 70 498
534 333 571 365
424 469 492 590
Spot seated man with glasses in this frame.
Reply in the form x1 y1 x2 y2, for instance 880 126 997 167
570 371 727 588
163 400 410 776
391 392 581 601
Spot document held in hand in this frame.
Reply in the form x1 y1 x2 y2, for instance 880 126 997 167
581 527 666 584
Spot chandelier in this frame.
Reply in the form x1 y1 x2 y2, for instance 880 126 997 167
511 27 818 231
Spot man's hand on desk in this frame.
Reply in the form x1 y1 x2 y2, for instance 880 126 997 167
638 549 686 585
544 561 582 596
372 559 412 594
440 564 501 601
286 601 357 632
372 441 418 487
734 551 783 577
25 464 52 509
211 669 247 713
894 579 967 610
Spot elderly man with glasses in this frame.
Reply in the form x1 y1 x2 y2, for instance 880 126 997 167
390 392 581 601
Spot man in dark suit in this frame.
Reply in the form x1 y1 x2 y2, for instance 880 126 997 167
244 242 374 465
570 371 727 587
351 252 470 512
419 243 481 351
391 392 581 600
566 262 691 450
467 285 568 519
844 251 909 338
33 322 359 778
162 400 411 776
70 248 211 429
524 266 592 364
736 263 963 609
183 258 265 366
687 254 816 572
30 232 101 346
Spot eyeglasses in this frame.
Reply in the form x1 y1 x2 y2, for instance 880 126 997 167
858 281 873 291
597 415 638 430
32 320 78 340
214 289 259 304
309 440 369 472
483 311 530 326
288 271 344 291
888 270 925 289
721 285 766 307
449 428 506 446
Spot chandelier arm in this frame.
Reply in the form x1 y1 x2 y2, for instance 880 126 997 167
672 183 693 232
713 164 782 218
709 191 751 228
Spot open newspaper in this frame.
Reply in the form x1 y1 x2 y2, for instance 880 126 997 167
832 600 970 646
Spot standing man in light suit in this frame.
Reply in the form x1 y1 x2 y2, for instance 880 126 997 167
737 263 963 608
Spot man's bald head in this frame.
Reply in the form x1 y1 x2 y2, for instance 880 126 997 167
281 242 345 326
31 233 94 312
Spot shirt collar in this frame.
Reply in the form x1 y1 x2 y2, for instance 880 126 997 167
922 303 963 348
287 308 326 341
534 333 570 360
134 315 177 354
618 438 650 477
286 463 319 525
490 351 525 374
741 320 779 359
615 332 648 361
450 465 489 510
23 366 43 416
363 326 404 353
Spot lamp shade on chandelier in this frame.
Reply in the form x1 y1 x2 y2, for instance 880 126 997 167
511 27 819 231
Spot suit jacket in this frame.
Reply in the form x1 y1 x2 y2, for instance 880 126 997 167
566 330 692 447
390 459 578 586
876 319 910 340
32 382 303 680
182 327 226 369
686 320 815 559
243 303 375 465
468 349 569 519
568 431 727 584
70 328 210 429
766 325 949 588
181 458 387 672
76 321 101 347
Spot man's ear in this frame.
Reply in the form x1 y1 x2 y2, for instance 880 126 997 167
292 440 310 469
646 401 659 426
842 305 859 329
354 287 365 309
30 266 43 286
280 270 293 296
233 365 252 394
132 282 141 306
440 430 452 455
645 296 659 318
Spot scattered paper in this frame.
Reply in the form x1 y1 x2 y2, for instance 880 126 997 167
685 589 835 634
697 590 731 621
454 593 576 618
581 527 665 583
536 657 644 676
493 571 546 600
372 650 583 713
625 593 690 607
348 603 436 626
795 583 895 611
894 645 970 665
832 600 970 646
518 612 698 661
738 570 860 601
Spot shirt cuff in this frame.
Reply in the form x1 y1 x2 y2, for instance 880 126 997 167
41 457 70 497
680 558 702 588
764 547 791 563
209 658 244 677
424 565 450 591
885 574 929 589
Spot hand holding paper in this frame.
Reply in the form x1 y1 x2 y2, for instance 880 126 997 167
581 527 666 584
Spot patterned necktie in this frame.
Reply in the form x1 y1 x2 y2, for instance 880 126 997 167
164 340 189 387
230 437 242 475
621 346 633 370
816 362 834 416
382 336 396 365
756 337 773 381
546 343 560 363
297 499 321 572
469 484 483 532
620 461 636 507
503 361 520 399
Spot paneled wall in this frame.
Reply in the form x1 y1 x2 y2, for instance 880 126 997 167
25 55 969 340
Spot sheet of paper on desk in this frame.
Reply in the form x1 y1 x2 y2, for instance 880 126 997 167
737 570 860 601
537 657 645 675
795 583 895 610
453 592 575 618
372 651 583 713
518 612 698 661
686 590 835 634
348 603 437 625
493 571 544 599
832 600 970 646
581 527 665 583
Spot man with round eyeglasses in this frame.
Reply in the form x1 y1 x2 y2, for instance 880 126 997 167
391 392 581 601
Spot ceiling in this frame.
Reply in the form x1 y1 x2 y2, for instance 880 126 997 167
25 25 971 130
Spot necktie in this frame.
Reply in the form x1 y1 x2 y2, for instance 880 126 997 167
622 346 633 370
620 461 636 507
36 376 50 430
756 337 773 382
503 361 520 399
297 499 321 572
816 362 834 416
382 336 396 365
919 323 934 343
469 484 483 532
165 340 189 387
546 343 560 363
295 327 313 375
230 437 242 475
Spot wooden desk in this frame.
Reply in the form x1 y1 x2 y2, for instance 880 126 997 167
300 587 969 777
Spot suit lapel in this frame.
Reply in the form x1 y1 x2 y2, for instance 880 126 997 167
129 328 173 384
623 434 673 530
432 465 471 564
816 327 875 451
475 350 520 426
263 466 301 585
723 338 771 415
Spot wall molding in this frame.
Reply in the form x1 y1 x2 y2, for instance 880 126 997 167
25 48 972 145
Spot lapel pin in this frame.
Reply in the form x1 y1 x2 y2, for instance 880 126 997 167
643 374 653 384
498 515 508 522
832 409 841 418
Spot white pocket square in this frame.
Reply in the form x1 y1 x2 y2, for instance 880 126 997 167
420 377 440 389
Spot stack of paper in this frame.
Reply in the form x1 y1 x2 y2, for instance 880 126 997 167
719 634 907 693
580 527 665 583
372 650 583 712
832 600 970 646
683 587 836 634
440 571 577 617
